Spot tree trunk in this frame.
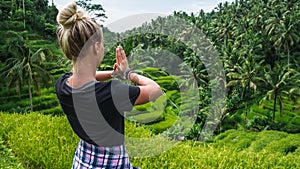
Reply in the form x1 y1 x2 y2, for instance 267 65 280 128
279 96 284 116
244 101 249 131
28 77 33 112
287 43 290 71
23 0 25 29
273 92 277 121
243 85 248 130
241 86 245 100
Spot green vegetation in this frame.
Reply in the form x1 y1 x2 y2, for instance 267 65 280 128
0 0 299 168
0 87 62 115
0 113 77 169
109 0 300 138
215 129 300 155
0 137 24 169
0 113 299 169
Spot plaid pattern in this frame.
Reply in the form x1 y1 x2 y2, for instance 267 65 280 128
72 139 139 169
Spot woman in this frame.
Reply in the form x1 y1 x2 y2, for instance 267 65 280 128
55 2 161 169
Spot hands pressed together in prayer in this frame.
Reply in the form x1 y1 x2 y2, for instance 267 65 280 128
96 45 162 104
113 46 134 80
95 45 133 81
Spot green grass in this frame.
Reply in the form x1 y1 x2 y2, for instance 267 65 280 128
0 112 77 169
131 142 300 169
0 112 300 169
0 137 24 169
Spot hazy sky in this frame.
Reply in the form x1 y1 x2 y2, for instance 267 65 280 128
52 0 234 32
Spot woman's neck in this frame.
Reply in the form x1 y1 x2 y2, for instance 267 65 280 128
69 62 97 88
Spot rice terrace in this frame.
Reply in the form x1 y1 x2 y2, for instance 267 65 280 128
0 0 299 168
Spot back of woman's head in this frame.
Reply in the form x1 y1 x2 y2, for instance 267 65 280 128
56 2 102 61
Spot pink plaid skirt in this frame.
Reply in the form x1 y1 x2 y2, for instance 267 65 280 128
72 139 139 169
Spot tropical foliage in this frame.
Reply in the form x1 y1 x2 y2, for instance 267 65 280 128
96 0 300 136
0 0 299 168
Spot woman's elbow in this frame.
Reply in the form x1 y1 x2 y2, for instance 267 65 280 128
150 83 162 101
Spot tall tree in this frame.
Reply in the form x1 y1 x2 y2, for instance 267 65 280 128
76 0 107 24
265 0 300 70
226 56 264 124
260 63 299 121
1 34 53 111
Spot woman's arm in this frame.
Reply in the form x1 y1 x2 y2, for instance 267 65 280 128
114 46 162 105
95 70 113 81
129 72 162 105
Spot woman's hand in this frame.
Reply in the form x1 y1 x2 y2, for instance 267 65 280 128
112 46 162 105
113 46 130 79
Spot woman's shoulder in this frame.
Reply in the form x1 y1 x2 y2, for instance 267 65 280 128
55 72 72 87
55 72 73 95
56 72 72 82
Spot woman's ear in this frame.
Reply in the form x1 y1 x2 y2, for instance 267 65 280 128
93 42 100 54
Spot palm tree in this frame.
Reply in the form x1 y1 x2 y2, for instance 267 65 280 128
227 58 263 99
1 35 52 111
264 0 300 70
226 57 264 124
259 63 299 121
76 0 107 23
288 85 300 105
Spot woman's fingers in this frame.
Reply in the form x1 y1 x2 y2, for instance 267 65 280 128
121 48 126 60
116 45 127 63
113 63 118 71
118 46 126 60
114 46 129 78
116 47 121 65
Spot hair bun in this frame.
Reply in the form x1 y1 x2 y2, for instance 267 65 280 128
57 2 85 29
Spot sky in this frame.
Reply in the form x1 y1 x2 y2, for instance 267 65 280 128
52 0 235 32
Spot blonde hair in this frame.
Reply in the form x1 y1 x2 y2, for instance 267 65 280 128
56 2 103 61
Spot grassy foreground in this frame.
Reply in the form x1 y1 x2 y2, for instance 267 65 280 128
0 112 299 169
0 137 24 169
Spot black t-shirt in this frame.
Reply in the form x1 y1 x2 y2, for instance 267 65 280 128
55 72 140 146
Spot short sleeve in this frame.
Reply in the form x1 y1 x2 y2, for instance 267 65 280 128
128 85 140 105
110 80 140 112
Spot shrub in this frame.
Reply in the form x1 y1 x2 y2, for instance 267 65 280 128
264 134 300 155
251 105 270 115
217 113 244 133
248 130 288 152
40 106 63 115
246 115 272 131
214 130 257 151
290 116 300 125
